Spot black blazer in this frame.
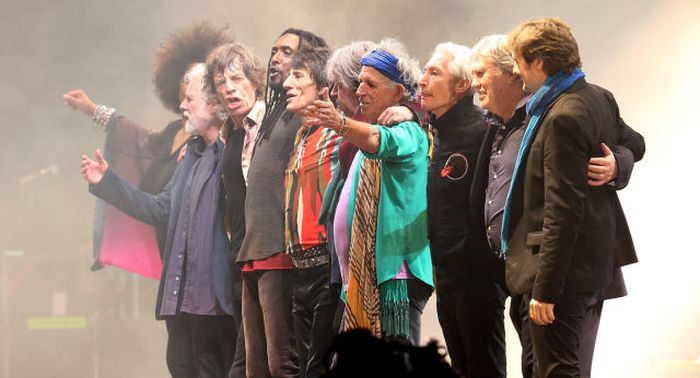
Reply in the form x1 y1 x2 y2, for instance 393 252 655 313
504 79 643 303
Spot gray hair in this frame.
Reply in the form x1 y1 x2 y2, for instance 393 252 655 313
367 38 421 98
431 42 473 82
183 63 216 106
326 41 376 91
470 34 515 74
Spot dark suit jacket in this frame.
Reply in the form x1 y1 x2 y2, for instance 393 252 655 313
504 78 642 303
90 137 233 319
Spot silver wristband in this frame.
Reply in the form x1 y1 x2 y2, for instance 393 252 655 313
91 105 116 130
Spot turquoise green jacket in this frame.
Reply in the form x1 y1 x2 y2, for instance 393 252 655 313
347 121 433 287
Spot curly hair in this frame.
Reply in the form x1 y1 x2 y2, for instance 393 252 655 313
507 17 581 76
153 22 234 114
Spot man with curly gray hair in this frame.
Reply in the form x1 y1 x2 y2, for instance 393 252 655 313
306 38 433 346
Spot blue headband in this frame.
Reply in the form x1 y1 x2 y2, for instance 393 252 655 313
361 50 404 85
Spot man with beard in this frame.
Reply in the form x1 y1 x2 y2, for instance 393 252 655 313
235 28 328 378
80 63 235 378
63 22 232 279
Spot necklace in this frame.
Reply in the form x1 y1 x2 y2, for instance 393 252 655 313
292 127 315 170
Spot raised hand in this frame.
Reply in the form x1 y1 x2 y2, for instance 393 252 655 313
63 89 97 117
303 89 342 130
80 149 109 185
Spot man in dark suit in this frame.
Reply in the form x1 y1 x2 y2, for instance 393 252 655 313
501 18 643 376
470 33 644 377
81 63 235 378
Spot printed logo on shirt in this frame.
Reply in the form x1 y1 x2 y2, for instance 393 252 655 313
441 153 468 180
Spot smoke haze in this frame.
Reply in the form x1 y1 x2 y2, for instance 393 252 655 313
0 0 697 376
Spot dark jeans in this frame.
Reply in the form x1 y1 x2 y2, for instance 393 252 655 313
242 269 298 378
512 292 603 378
436 281 507 377
329 283 344 335
228 263 245 378
385 279 433 346
510 294 535 378
292 264 335 378
165 313 235 378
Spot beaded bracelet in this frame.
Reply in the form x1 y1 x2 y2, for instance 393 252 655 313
91 105 116 130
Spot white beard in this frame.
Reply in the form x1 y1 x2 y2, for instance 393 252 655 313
184 119 197 134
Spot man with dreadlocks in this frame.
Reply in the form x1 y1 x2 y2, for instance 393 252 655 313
235 28 328 378
63 22 232 279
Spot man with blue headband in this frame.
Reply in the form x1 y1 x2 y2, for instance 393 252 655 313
305 38 433 345
502 18 641 376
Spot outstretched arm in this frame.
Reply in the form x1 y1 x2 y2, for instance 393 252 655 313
82 149 172 225
304 94 381 154
63 89 97 117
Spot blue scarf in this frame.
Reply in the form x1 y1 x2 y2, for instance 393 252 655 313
499 68 585 258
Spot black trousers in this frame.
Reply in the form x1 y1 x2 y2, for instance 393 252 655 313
242 269 298 378
436 281 507 377
164 313 235 378
511 292 603 378
329 283 344 334
292 264 336 378
228 262 246 378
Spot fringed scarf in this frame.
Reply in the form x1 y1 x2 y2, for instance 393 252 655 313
343 157 383 336
342 154 411 339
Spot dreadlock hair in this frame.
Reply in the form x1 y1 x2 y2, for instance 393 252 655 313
279 28 328 51
258 28 328 141
153 21 233 114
